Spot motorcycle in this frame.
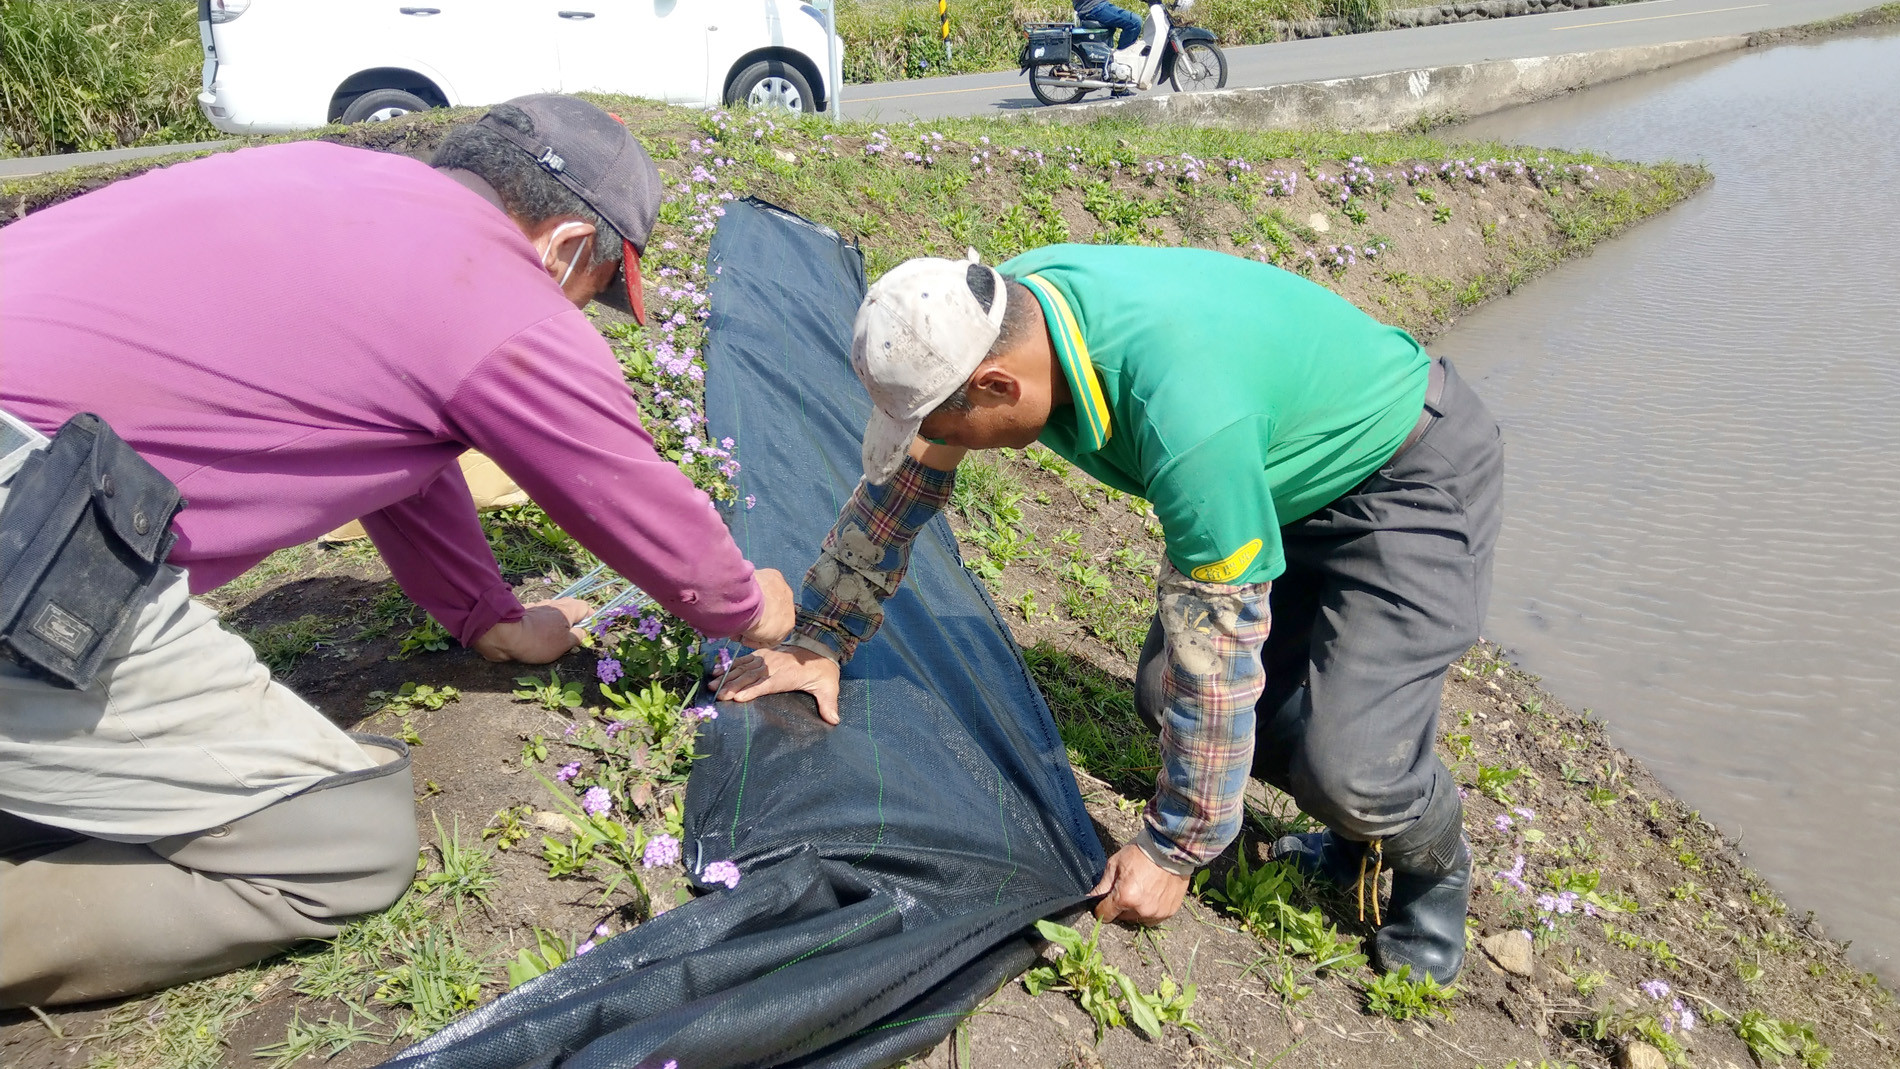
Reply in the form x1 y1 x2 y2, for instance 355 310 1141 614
1018 0 1228 107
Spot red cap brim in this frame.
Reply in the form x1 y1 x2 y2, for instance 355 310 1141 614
623 241 646 325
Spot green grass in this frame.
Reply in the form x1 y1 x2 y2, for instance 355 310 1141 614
1024 644 1160 797
237 613 339 675
83 964 276 1069
0 0 216 156
252 1011 386 1069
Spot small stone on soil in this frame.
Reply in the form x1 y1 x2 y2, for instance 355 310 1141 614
1481 929 1535 977
1618 1039 1668 1069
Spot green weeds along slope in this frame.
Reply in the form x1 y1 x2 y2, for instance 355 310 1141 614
0 0 215 156
8 105 1895 1068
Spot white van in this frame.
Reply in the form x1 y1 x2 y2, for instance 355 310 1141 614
195 0 837 133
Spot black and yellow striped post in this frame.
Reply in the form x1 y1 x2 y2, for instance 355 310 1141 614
938 0 952 63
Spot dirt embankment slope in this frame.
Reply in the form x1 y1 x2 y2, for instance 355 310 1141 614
1 98 1893 1069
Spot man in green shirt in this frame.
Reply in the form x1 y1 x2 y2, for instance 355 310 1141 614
716 244 1502 982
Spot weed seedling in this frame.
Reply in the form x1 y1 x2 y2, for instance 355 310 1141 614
514 670 584 711
1475 763 1527 804
521 734 549 764
369 682 461 714
1022 919 1195 1040
482 804 533 852
1735 1009 1830 1067
1195 851 1365 973
1363 965 1458 1022
393 616 453 658
506 927 577 988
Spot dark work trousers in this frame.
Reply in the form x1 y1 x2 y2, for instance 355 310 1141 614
1137 358 1502 849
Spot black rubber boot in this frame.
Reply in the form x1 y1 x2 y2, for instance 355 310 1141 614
1270 828 1366 889
1370 790 1470 985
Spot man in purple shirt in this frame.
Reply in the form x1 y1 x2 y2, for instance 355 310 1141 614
0 96 791 1007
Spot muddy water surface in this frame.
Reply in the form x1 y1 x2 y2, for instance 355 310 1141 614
1441 29 1900 979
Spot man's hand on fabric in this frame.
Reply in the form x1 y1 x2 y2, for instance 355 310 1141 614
1091 843 1191 925
737 568 796 648
714 646 842 725
471 598 591 664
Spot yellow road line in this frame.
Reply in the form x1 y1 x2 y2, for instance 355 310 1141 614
1551 2 1767 29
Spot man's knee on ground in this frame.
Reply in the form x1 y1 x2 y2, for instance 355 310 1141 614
1289 754 1427 841
156 734 418 920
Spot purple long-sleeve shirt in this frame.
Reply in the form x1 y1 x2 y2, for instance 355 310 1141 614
0 141 760 644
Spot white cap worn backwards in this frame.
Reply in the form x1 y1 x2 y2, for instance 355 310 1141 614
852 250 1008 485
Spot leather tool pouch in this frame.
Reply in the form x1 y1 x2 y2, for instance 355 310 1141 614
0 413 186 689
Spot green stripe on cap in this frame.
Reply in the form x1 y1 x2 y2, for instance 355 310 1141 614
1020 274 1111 453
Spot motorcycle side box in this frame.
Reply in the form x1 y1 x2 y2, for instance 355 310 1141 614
1023 26 1073 64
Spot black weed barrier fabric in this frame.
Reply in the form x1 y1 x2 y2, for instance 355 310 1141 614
380 199 1105 1069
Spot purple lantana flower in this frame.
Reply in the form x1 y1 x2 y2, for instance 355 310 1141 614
703 860 741 888
581 786 612 816
596 657 624 684
575 940 595 955
1497 854 1529 894
555 761 581 783
644 834 682 868
636 615 664 641
713 648 734 675
1639 979 1672 999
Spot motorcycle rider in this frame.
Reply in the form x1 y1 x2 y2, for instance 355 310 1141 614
1074 0 1141 48
1073 0 1142 94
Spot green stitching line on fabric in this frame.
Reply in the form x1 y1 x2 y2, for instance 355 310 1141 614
852 677 886 864
763 905 900 979
852 1010 971 1037
992 767 1018 907
729 692 752 849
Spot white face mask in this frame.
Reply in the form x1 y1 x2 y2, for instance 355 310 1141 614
538 221 594 290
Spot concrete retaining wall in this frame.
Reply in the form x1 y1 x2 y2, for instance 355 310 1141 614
1046 36 1746 131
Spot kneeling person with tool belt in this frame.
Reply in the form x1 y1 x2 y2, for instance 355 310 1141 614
717 244 1502 983
0 95 794 1009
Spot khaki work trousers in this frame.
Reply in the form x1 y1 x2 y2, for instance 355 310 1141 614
0 460 419 1008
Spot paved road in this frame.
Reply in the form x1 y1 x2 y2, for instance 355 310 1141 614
0 140 231 180
840 0 1875 118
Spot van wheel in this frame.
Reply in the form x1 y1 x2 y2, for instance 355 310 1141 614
340 88 431 124
727 61 816 113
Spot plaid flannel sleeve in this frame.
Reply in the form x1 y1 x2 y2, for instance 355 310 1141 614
783 456 957 664
1135 564 1273 876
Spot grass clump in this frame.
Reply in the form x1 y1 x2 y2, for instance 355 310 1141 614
0 0 216 156
237 613 338 674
